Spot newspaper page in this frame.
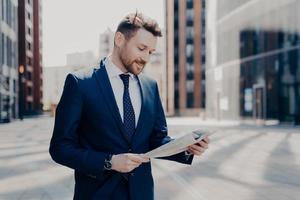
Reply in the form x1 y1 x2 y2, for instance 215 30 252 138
145 129 215 158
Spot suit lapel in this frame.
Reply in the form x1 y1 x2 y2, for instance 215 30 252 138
94 60 131 144
133 75 148 140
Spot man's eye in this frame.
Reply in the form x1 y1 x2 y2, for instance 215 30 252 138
139 47 145 51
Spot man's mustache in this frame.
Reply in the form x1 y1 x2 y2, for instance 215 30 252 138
135 60 146 66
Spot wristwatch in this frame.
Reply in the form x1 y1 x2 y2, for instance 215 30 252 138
104 154 113 170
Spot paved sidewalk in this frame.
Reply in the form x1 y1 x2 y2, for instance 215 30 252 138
0 117 300 200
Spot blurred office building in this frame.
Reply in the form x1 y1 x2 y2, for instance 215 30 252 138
206 0 300 124
66 51 97 67
43 65 83 116
98 28 114 60
43 51 96 116
143 36 167 110
0 0 19 123
18 0 43 117
166 0 206 116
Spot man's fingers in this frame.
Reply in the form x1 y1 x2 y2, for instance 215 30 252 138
123 160 140 171
126 159 138 166
188 148 202 156
127 154 149 163
190 144 206 152
198 141 209 149
203 136 210 144
188 145 206 155
126 154 142 164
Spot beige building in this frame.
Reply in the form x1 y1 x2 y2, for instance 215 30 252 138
43 51 96 115
165 0 206 116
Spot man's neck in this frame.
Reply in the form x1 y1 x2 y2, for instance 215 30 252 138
109 51 127 73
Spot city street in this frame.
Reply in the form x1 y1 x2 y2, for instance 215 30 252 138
0 116 299 200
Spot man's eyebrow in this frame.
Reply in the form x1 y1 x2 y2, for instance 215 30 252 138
139 44 148 48
139 44 156 52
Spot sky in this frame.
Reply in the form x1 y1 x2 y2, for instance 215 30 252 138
42 0 165 67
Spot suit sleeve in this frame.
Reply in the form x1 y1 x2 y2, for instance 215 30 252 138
149 83 194 164
49 74 108 178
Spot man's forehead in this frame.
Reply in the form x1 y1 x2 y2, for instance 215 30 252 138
134 29 157 49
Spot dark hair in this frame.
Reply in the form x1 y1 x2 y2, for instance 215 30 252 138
116 12 162 40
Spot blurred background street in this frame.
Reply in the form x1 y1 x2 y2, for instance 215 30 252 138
0 116 299 200
1 0 300 199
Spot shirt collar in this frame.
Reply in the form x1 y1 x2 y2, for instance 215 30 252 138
105 56 136 80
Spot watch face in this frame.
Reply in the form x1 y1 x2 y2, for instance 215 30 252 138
105 161 112 169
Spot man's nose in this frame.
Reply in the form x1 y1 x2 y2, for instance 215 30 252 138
141 53 150 63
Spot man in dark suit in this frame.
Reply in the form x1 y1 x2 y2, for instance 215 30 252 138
49 12 209 200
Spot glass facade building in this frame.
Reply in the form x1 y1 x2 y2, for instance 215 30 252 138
0 0 19 122
206 0 300 124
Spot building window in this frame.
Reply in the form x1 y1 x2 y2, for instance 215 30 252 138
27 42 31 50
27 71 32 80
6 0 10 25
28 87 32 96
186 26 194 39
13 79 16 92
187 92 194 108
5 77 10 91
6 36 12 67
186 80 194 93
12 41 17 67
27 57 32 66
0 33 4 65
187 0 193 9
187 63 194 75
186 44 194 58
1 0 5 21
186 9 194 22
27 102 32 110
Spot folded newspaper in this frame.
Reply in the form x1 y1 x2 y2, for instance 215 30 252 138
145 129 215 158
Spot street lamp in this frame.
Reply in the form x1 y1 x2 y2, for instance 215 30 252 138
19 65 24 74
19 65 25 120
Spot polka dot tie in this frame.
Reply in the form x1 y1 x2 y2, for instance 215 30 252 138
119 74 136 139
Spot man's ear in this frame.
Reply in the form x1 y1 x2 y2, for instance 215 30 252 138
114 32 125 48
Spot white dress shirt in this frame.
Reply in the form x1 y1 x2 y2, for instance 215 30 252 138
104 57 141 127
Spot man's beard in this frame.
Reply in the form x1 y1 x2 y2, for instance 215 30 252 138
120 52 146 75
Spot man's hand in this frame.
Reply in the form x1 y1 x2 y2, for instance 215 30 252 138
187 136 210 156
111 153 149 173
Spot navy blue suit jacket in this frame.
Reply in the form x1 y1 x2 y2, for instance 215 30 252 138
49 59 193 200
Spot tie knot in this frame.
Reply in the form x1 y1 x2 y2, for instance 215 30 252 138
119 74 130 88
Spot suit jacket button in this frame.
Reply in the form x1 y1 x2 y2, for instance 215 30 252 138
128 149 132 152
